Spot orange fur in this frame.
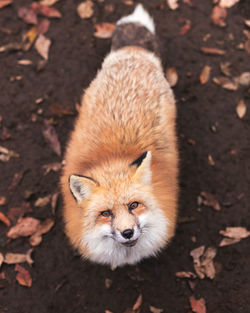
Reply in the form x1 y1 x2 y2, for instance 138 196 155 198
61 46 178 265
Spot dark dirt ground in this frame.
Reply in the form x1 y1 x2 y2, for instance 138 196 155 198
0 0 250 312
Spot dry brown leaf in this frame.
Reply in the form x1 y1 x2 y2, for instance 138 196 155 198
189 296 206 313
43 162 61 174
77 0 94 19
245 39 250 54
220 62 231 76
0 0 12 9
18 7 38 24
4 249 34 266
220 227 250 239
34 195 51 207
31 2 61 18
245 20 250 28
51 192 59 214
37 18 50 35
18 59 33 65
105 278 112 289
22 26 38 51
200 65 211 84
0 196 6 206
182 0 195 7
236 99 247 119
7 202 33 224
7 217 40 239
208 154 215 166
29 218 54 246
211 5 227 27
149 306 163 313
40 0 60 6
201 47 226 55
94 23 115 39
200 191 221 211
201 247 217 279
15 264 32 287
219 237 241 247
190 245 205 279
175 271 197 278
0 253 3 267
235 72 250 86
133 294 142 312
179 20 191 35
213 76 238 90
0 212 11 227
0 145 19 162
166 67 178 87
219 0 239 8
42 120 61 156
0 42 25 53
167 0 179 10
35 34 51 60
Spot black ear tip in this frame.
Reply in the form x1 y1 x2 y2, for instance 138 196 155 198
130 151 148 168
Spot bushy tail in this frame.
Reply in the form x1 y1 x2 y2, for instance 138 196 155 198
111 4 159 55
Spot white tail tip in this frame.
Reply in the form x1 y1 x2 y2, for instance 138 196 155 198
117 4 155 35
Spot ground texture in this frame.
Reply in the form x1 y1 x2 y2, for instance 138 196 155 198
0 0 250 312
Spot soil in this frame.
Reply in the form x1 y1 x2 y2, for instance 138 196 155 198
0 0 250 312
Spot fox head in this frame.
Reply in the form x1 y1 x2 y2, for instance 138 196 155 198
68 151 169 267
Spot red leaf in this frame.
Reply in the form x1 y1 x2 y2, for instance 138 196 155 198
18 7 38 24
37 18 50 35
189 296 206 313
179 20 191 35
31 2 62 18
0 212 11 227
0 0 12 9
211 5 227 27
94 23 115 39
15 264 32 287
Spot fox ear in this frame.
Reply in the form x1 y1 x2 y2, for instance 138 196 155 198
69 175 96 203
131 151 152 185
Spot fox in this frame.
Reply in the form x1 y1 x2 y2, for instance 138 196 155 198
61 4 178 268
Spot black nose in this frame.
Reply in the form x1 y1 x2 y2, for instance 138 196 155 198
122 229 134 239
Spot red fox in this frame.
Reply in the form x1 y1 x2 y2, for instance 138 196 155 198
61 4 178 268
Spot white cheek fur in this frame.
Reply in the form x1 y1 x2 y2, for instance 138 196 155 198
80 206 169 267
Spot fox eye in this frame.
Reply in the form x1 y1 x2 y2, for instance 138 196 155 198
129 202 139 210
100 210 112 217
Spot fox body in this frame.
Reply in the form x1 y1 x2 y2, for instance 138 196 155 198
61 5 178 267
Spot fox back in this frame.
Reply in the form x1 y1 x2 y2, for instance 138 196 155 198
61 4 178 268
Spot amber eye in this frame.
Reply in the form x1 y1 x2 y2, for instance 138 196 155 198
129 202 139 210
100 210 112 217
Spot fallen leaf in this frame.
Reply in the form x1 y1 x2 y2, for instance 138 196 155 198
166 67 178 87
220 227 250 239
211 5 227 27
200 65 211 84
212 76 238 90
42 162 62 174
42 120 61 156
189 296 206 313
132 294 142 312
18 7 38 24
236 99 247 119
40 0 60 6
51 192 59 214
179 20 191 35
0 146 19 162
4 249 34 266
8 170 25 193
7 202 33 224
105 278 112 289
182 0 195 6
94 23 115 39
49 103 76 117
201 47 226 55
0 196 6 206
0 212 11 227
31 2 62 17
190 245 205 279
34 195 51 207
0 253 3 267
200 247 217 279
245 20 250 28
220 62 231 76
167 0 179 10
149 306 163 313
15 264 32 287
208 154 215 166
235 72 250 86
35 34 51 60
77 0 94 19
200 192 221 211
219 0 239 8
22 26 38 50
37 18 50 34
245 39 250 54
29 218 54 246
7 217 40 239
0 42 25 53
0 0 12 9
175 271 197 278
18 59 33 65
219 237 241 247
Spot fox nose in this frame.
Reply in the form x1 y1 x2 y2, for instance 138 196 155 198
122 229 134 239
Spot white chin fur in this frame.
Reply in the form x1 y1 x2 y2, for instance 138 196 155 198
81 209 168 267
117 4 155 35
